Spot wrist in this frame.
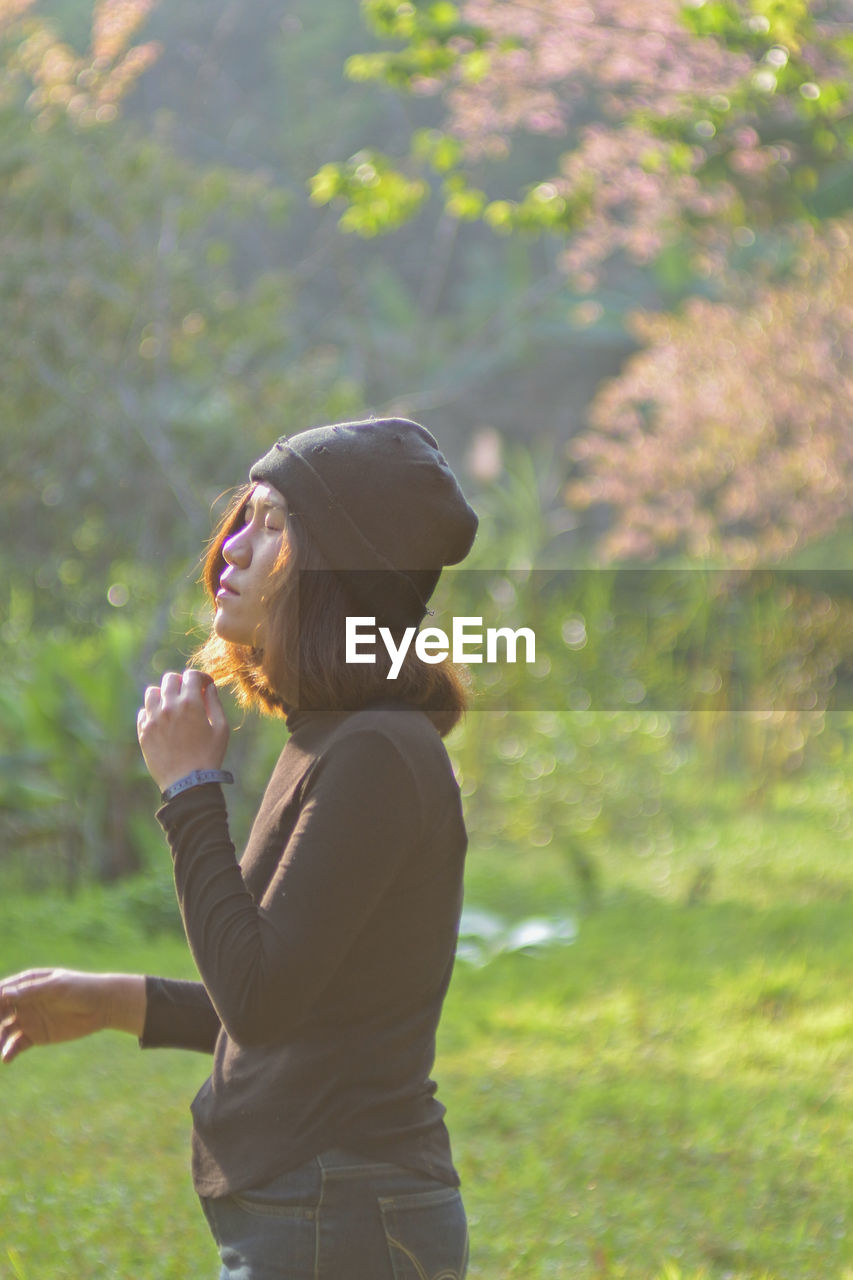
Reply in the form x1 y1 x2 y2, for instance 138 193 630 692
160 769 234 802
103 974 147 1037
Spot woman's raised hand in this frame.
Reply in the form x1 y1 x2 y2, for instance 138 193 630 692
0 969 146 1064
137 669 230 793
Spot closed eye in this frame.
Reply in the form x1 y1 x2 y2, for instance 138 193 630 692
243 501 284 531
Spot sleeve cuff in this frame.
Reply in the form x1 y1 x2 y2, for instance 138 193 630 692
140 975 221 1053
155 779 228 835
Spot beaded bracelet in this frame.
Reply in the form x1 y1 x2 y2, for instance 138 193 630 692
160 769 234 802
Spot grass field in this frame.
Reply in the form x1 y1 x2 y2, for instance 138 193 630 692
1 772 852 1278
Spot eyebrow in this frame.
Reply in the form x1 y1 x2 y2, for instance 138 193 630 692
246 490 286 511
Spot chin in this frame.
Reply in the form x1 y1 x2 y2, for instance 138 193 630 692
213 614 247 645
213 611 263 648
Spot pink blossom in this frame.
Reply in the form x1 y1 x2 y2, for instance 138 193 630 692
568 220 853 564
5 0 160 125
424 1 852 282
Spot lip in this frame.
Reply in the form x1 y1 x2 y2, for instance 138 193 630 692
216 577 240 600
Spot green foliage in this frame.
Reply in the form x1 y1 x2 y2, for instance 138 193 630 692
0 591 294 889
648 0 853 231
421 447 852 908
353 0 494 87
484 176 596 235
315 0 853 260
312 119 595 240
310 148 429 234
1 0 848 916
683 0 820 54
1 6 363 633
0 612 161 883
2 443 848 894
412 126 463 172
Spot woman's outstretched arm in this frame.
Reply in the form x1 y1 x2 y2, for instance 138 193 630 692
0 969 146 1064
0 969 223 1061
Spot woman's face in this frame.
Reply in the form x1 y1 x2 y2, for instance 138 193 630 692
214 483 287 648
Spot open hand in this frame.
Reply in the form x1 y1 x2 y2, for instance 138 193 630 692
137 669 230 792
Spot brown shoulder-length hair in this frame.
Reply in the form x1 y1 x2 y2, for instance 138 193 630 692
192 485 471 737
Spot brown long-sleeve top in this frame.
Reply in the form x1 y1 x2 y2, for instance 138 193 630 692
140 703 468 1198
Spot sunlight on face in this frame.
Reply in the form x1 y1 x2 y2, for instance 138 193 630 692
214 484 287 647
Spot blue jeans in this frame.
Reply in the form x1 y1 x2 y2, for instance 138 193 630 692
199 1147 469 1280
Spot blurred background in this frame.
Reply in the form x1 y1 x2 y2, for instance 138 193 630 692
1 4 853 1274
1 0 850 887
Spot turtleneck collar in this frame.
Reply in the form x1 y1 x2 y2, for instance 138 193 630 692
285 697 418 736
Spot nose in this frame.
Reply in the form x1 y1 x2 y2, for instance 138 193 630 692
222 522 252 567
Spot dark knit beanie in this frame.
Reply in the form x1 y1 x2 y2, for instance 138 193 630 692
249 417 478 630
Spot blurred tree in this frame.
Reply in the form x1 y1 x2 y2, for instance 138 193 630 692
1 0 161 125
314 1 853 283
0 613 155 882
0 0 362 631
569 218 853 565
122 0 633 451
311 0 853 564
3 0 849 889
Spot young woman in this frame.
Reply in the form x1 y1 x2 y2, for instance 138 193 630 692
0 417 478 1280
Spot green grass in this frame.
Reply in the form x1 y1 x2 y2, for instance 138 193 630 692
1 773 853 1278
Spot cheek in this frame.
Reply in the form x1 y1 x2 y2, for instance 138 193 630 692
258 537 286 583
247 545 282 620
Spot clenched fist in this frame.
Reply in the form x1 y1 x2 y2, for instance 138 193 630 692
137 669 230 792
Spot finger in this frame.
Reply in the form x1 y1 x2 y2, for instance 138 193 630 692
144 684 162 713
1 1028 32 1064
160 672 183 706
0 970 52 1007
0 987 50 1047
1 967 53 988
0 986 24 1012
180 669 209 700
0 984 42 1016
1 1007 23 1046
202 681 229 732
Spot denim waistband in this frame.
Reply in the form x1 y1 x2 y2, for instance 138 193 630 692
315 1146 408 1175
